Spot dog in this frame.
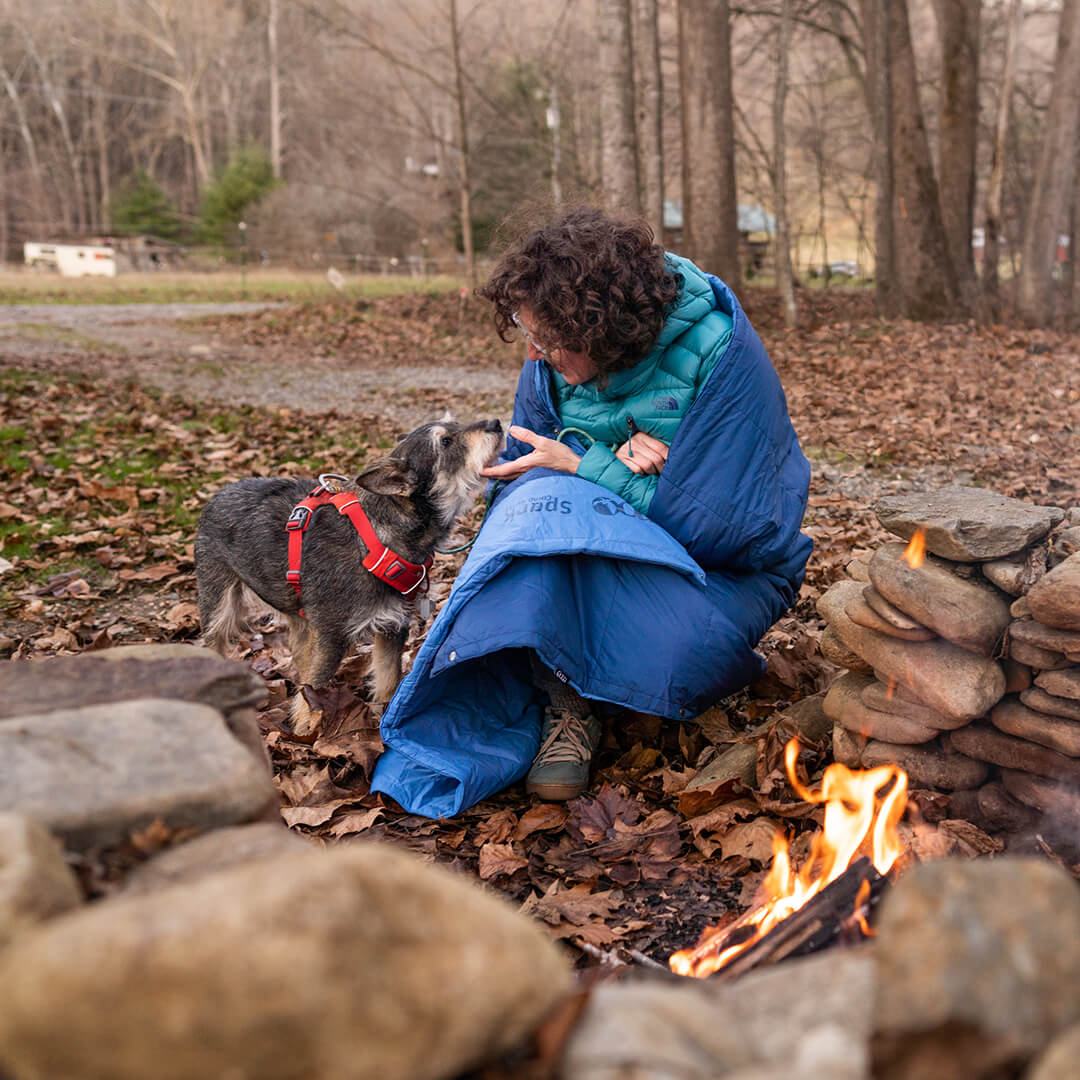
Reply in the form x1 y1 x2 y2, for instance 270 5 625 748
195 418 504 734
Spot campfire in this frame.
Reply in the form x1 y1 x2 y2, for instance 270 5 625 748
670 739 908 978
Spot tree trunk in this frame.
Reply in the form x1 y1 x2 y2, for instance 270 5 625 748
983 0 1023 319
597 0 641 215
677 0 740 287
774 0 797 327
860 0 899 317
0 132 8 263
934 0 980 305
268 0 282 177
549 83 562 207
887 0 958 318
448 0 475 288
1018 0 1080 327
632 0 664 239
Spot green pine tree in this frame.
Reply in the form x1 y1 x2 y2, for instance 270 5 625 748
198 145 280 247
109 170 182 241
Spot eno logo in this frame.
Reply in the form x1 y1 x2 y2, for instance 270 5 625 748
592 496 647 520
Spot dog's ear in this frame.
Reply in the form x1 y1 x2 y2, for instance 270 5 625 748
355 459 416 497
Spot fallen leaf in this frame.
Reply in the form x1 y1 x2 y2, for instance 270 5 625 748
326 807 385 837
521 881 622 927
720 818 781 863
513 803 568 841
164 601 200 631
477 841 528 880
472 808 518 845
32 627 79 652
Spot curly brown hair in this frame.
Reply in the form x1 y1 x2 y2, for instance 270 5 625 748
477 207 682 377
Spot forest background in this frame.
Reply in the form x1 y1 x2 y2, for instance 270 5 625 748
2 0 1080 329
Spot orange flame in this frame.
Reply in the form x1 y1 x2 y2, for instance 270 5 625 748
669 739 907 978
901 528 926 568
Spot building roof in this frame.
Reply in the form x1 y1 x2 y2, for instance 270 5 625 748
663 200 775 235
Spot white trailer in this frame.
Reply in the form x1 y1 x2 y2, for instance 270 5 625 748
23 241 117 277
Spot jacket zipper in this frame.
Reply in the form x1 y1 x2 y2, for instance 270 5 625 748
626 415 638 457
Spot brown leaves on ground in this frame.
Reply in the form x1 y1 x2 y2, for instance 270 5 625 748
6 288 1079 969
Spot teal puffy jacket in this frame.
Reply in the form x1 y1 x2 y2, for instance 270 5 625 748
555 253 732 513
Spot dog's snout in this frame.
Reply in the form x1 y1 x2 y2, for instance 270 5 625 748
483 419 503 434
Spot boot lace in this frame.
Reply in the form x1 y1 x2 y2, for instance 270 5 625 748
534 709 595 766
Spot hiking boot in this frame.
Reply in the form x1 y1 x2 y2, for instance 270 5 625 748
526 707 601 801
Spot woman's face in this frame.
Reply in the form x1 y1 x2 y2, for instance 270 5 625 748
515 306 598 386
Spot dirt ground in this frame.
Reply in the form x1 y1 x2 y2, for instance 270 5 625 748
2 287 1079 974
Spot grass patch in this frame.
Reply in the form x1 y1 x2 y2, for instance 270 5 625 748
0 366 394 590
0 270 464 306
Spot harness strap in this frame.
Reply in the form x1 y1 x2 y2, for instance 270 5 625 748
285 486 431 616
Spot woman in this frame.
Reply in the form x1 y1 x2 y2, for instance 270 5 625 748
370 207 812 816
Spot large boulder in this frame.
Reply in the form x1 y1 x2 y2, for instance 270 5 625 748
873 488 1063 562
824 672 940 744
831 728 988 791
1027 554 1080 631
1021 688 1080 723
861 679 970 731
0 699 278 849
562 949 874 1080
873 858 1080 1079
991 696 1080 757
1036 668 1080 701
0 814 82 948
0 646 272 778
122 823 310 895
949 724 1080 784
1026 1024 1080 1080
983 547 1048 598
0 844 572 1080
818 582 1005 724
868 543 1012 655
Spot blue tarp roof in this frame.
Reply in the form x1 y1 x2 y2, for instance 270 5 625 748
663 200 775 235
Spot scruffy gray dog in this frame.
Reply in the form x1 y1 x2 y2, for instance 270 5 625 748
195 418 503 735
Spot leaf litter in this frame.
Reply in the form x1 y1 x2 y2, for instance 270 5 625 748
2 288 1078 971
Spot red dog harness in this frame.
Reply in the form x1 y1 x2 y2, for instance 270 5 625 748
285 480 431 615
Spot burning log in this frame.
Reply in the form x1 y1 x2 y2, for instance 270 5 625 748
670 740 906 979
707 856 885 981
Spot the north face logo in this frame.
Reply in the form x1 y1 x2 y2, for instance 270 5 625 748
654 395 678 411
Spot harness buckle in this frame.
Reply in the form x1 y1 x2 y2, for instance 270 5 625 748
286 504 312 531
285 569 301 584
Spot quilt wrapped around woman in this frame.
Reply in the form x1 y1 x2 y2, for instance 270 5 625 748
371 275 813 818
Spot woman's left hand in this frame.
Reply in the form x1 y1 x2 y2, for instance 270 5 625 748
480 426 582 479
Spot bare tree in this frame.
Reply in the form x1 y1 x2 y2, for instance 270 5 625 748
597 0 641 214
109 0 215 190
268 0 282 177
678 0 740 286
1018 0 1080 327
859 0 898 316
934 0 980 305
983 0 1023 318
773 0 797 327
632 0 663 238
448 0 475 287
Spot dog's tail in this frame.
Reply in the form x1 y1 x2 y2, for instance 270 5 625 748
195 541 258 654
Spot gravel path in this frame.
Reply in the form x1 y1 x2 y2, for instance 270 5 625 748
0 302 519 427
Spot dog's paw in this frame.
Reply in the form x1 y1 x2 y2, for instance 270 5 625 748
290 693 321 737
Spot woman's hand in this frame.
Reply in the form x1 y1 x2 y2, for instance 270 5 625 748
615 431 669 475
480 425 582 479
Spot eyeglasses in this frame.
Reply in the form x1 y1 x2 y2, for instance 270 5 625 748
511 310 550 357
